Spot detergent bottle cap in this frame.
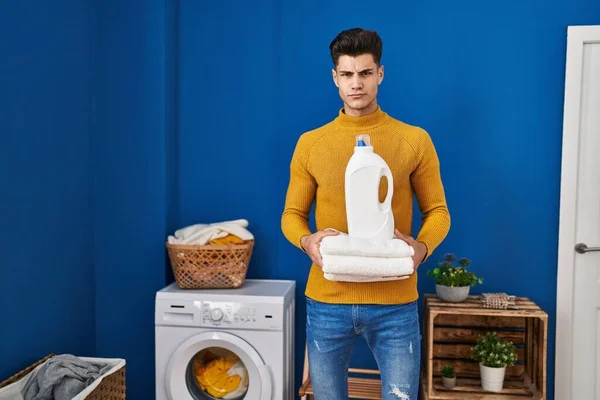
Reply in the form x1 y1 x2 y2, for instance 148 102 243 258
355 134 372 150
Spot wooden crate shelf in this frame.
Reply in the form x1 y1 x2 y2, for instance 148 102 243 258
421 295 548 400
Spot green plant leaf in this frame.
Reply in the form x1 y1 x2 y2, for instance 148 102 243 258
471 332 517 368
426 253 483 287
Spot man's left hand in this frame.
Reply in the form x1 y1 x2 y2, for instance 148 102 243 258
394 229 427 270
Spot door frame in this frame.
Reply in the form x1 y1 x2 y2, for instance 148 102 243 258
555 24 600 400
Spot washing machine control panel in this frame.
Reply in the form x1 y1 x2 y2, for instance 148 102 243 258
199 301 282 330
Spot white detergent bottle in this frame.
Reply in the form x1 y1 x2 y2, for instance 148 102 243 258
345 134 394 241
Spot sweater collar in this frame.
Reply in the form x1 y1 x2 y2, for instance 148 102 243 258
335 106 388 130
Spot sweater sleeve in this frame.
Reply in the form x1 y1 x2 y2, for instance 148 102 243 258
411 129 451 260
281 136 316 250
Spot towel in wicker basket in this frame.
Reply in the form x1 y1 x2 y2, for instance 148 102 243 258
0 355 125 400
166 219 255 289
167 219 254 245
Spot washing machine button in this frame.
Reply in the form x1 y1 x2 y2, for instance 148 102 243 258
210 308 224 321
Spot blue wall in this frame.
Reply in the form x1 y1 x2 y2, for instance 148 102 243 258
92 1 175 399
178 0 280 279
0 1 95 380
2 1 600 400
0 1 174 398
179 1 600 400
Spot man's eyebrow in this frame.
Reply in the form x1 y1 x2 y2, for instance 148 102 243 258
339 68 374 74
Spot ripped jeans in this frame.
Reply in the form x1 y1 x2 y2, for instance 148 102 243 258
306 297 421 400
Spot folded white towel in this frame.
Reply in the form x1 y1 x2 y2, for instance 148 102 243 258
321 254 414 278
167 219 253 245
319 232 415 282
320 233 414 258
323 273 410 282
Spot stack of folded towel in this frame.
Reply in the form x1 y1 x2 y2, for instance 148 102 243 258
167 219 254 245
319 232 415 282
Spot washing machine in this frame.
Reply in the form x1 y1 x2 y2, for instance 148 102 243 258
155 279 295 400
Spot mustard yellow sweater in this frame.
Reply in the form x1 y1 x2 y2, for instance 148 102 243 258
281 106 451 304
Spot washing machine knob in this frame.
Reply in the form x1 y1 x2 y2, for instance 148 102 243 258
210 308 224 321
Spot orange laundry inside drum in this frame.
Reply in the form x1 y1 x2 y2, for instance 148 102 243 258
194 351 246 398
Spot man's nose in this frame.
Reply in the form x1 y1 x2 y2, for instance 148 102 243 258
350 75 362 89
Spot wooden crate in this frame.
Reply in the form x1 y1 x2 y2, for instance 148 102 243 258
421 295 548 400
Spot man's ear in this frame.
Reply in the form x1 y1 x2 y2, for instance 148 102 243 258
332 69 339 88
378 65 384 85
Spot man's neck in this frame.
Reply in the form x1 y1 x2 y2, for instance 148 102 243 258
343 101 378 117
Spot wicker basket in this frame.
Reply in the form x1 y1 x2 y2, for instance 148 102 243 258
0 354 126 400
166 240 254 289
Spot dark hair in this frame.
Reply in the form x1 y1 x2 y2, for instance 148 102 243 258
329 28 383 67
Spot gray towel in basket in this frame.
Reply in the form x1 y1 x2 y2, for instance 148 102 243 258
21 354 111 400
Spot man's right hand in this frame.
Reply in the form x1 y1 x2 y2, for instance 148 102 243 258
300 229 340 268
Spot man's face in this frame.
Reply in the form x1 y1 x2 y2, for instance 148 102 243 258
332 53 384 116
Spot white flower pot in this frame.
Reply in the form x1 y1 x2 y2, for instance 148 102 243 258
436 284 470 302
442 376 456 389
479 363 506 392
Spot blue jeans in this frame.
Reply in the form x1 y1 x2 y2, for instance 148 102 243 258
306 297 421 400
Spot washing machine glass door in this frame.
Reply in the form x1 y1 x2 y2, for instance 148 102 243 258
166 331 272 400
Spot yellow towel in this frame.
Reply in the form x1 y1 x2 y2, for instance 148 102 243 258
194 355 242 398
209 234 246 246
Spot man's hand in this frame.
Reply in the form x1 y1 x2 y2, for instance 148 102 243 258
300 229 340 268
394 229 427 270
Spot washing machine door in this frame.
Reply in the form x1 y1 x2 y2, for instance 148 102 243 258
165 331 272 400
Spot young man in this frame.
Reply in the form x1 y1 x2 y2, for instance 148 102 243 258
281 28 450 400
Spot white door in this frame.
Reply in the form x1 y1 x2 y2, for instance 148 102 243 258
556 25 600 400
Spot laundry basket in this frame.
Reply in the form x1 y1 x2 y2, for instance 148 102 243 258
166 240 254 289
0 354 126 400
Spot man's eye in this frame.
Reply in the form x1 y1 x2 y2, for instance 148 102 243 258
361 71 372 75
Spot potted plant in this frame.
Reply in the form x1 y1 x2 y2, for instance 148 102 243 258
426 253 483 302
471 332 518 392
441 365 456 389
